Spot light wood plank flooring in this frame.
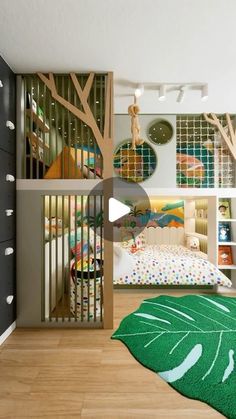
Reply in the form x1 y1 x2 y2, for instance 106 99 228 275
0 290 226 418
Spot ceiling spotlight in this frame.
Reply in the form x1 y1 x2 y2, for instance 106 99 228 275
134 84 144 98
201 84 208 102
158 84 166 101
177 86 186 103
0 80 3 88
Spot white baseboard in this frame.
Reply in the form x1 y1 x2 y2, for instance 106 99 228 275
0 321 16 345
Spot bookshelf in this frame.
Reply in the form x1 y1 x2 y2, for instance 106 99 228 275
217 197 236 285
26 109 50 133
25 103 50 178
27 131 49 149
218 265 236 270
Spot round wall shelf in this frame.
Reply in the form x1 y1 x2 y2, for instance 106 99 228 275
113 140 157 183
148 119 174 145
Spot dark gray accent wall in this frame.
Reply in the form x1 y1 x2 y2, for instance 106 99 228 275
0 56 16 335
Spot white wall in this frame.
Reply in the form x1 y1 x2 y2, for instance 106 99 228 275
2 1 236 114
114 114 176 188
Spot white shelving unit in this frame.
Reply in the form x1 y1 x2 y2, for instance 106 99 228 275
218 242 236 246
217 196 236 289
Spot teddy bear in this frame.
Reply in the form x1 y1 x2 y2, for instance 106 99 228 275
187 236 200 252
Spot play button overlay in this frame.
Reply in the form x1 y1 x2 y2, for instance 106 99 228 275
86 177 151 243
108 198 131 222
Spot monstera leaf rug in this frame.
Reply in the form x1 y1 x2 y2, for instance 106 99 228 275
112 294 236 418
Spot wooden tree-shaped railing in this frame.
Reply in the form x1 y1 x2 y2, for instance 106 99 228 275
37 72 113 171
204 113 236 160
38 72 114 329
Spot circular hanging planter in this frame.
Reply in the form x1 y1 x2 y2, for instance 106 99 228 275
113 140 157 183
148 119 174 145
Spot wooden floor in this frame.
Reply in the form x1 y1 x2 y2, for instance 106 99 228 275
0 290 225 418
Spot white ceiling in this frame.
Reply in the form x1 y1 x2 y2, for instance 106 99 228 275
0 0 236 113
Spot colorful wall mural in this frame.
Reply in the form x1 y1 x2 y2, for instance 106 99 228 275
176 145 214 188
148 199 184 228
44 197 184 244
114 199 184 229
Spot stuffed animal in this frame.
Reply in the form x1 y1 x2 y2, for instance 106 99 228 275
186 236 200 252
128 103 144 149
51 217 63 236
45 217 63 238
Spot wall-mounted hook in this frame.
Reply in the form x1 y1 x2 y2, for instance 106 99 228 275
6 295 14 305
6 120 15 130
6 174 15 182
5 209 14 216
5 247 14 256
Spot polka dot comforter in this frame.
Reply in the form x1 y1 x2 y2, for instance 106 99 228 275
114 245 232 287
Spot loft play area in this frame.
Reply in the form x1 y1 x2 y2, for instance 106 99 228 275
13 72 236 329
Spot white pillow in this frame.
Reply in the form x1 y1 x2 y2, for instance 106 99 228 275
113 244 135 279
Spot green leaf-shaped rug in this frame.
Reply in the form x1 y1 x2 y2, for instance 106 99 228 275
112 294 236 418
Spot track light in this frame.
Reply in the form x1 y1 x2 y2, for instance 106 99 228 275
177 86 186 103
131 81 208 102
201 84 208 102
158 84 166 101
134 84 144 98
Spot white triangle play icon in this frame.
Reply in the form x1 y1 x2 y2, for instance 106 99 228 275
108 198 131 222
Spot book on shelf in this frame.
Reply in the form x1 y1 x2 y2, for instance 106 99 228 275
218 200 231 220
26 93 37 114
26 93 50 135
218 245 233 265
26 94 45 121
218 222 231 242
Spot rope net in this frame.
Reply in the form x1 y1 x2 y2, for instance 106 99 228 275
176 115 235 188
